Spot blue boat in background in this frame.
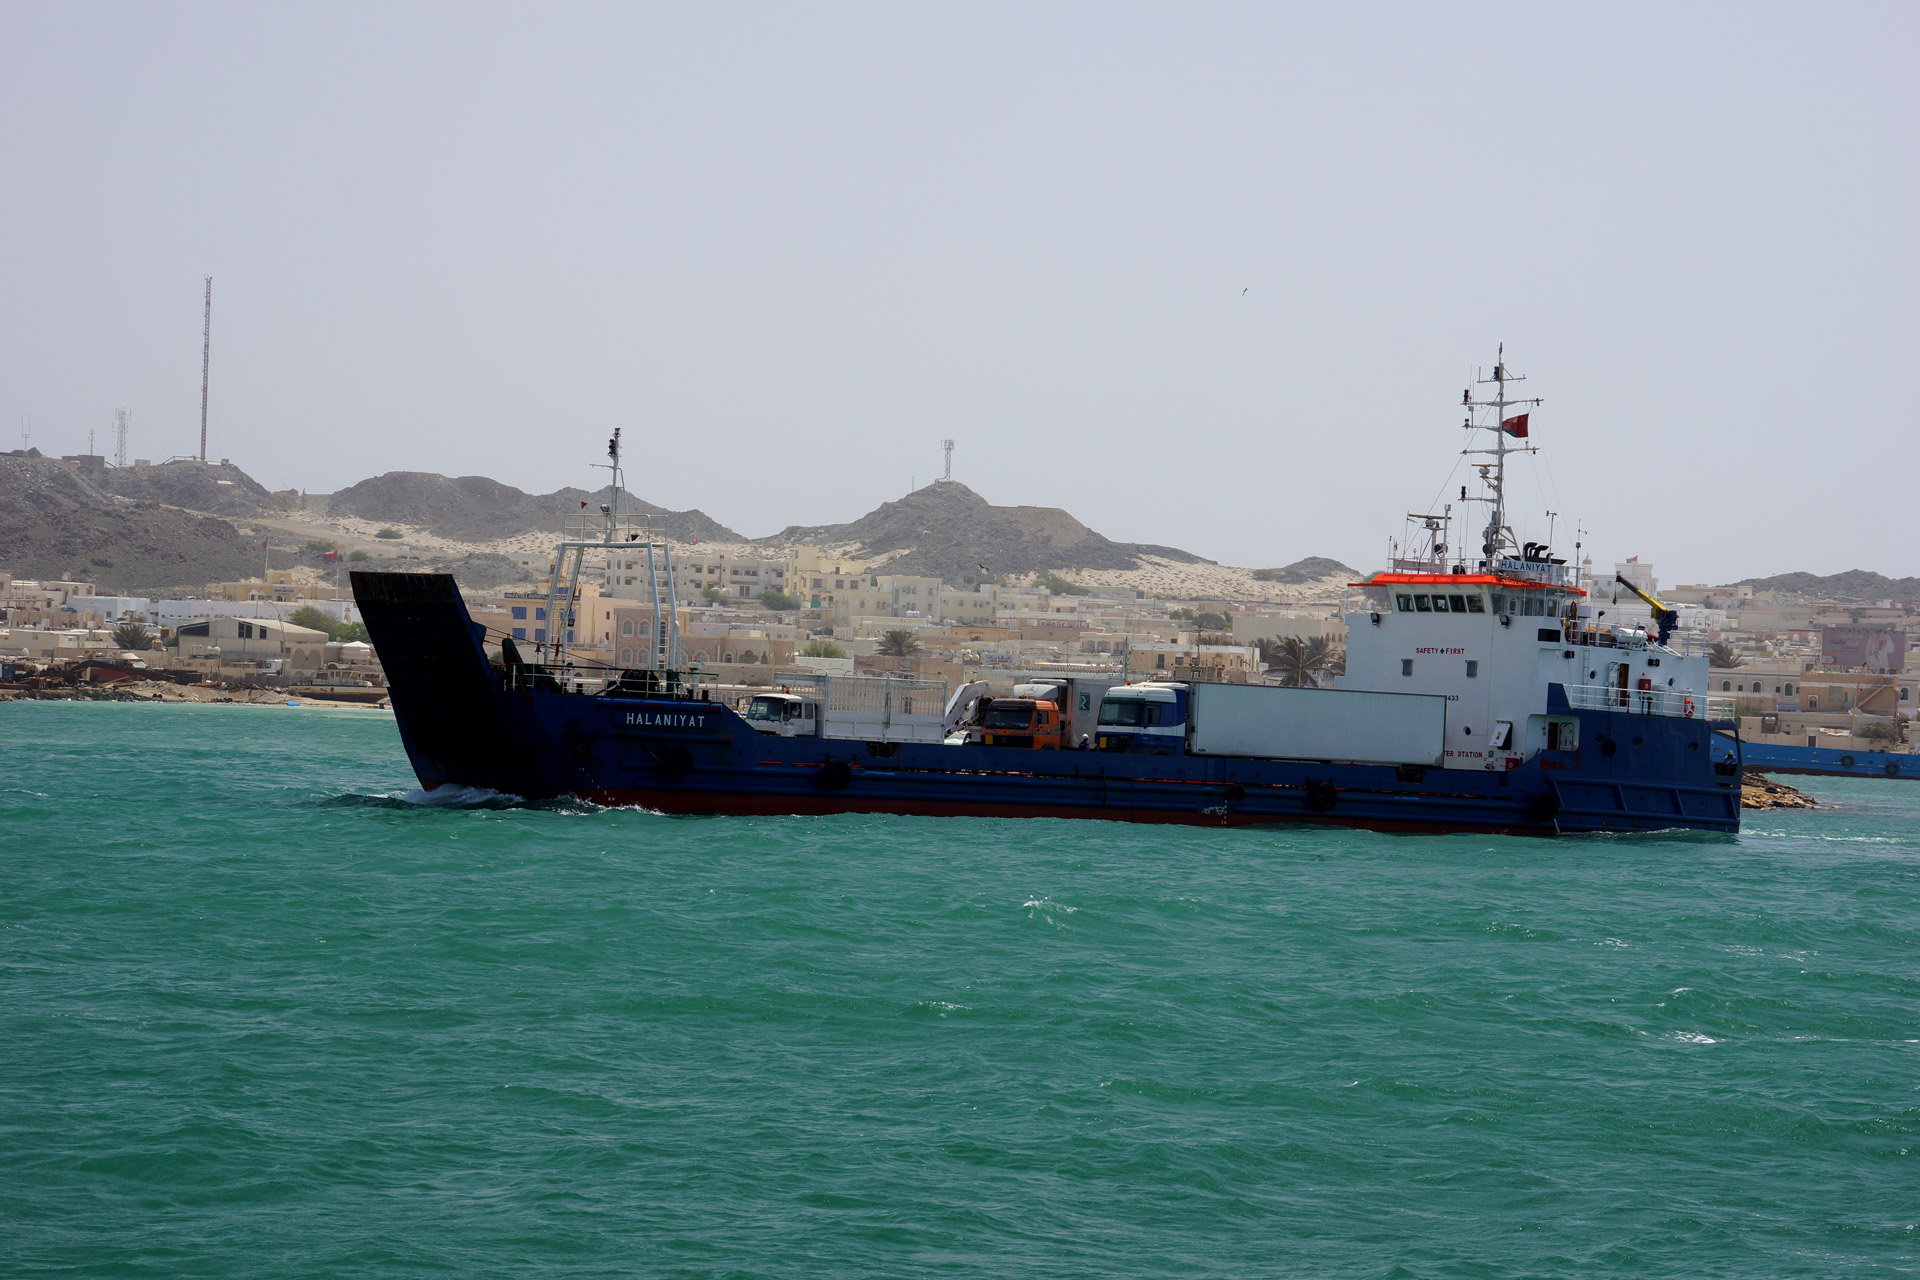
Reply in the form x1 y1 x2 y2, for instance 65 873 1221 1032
1739 739 1920 781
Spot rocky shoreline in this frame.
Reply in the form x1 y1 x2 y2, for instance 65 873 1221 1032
1742 772 1818 810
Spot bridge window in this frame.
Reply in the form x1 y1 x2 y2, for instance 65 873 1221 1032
1449 594 1467 612
1465 595 1486 613
1414 595 1433 612
1395 594 1414 612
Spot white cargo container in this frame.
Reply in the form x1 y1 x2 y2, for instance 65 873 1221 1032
1186 682 1448 766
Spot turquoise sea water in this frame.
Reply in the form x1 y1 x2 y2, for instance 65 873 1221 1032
3 701 1916 1278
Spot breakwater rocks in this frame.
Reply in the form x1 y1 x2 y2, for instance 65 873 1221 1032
1742 772 1818 810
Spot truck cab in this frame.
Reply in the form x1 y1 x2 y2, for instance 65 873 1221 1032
743 692 820 736
979 698 1066 749
1095 683 1188 754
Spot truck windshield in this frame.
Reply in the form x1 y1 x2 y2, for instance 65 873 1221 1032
1098 699 1144 726
983 706 1034 729
744 697 787 721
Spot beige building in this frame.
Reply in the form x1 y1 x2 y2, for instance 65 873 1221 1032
214 573 340 604
604 550 791 603
1128 642 1262 680
854 651 968 691
939 585 1001 626
789 547 873 613
1230 613 1345 646
172 616 329 676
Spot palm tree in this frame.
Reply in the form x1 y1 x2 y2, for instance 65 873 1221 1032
111 620 154 651
1708 640 1742 669
1258 634 1336 687
877 629 921 657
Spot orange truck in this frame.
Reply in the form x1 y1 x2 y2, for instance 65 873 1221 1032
978 696 1066 749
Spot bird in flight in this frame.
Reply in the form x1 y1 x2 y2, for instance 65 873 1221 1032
1241 287 1249 296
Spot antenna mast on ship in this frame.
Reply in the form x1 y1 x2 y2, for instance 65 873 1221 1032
540 427 682 675
1462 343 1542 567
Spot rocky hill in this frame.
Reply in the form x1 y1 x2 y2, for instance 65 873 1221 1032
761 482 1209 583
326 472 742 544
99 458 282 518
1736 569 1920 607
0 451 264 592
0 450 1357 600
1253 556 1359 584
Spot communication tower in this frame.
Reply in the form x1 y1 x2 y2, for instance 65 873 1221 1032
199 276 212 462
113 409 129 467
940 438 954 483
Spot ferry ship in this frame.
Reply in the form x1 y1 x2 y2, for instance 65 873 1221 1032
354 351 1742 834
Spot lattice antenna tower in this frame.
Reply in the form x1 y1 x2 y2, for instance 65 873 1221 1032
940 438 954 483
113 409 129 467
198 276 212 462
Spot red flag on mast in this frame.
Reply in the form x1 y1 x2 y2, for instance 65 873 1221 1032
323 550 338 561
1500 413 1529 438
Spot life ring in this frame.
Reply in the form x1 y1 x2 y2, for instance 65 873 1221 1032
819 757 853 791
1839 754 1855 768
1683 698 1695 718
1887 761 1902 778
1303 779 1338 813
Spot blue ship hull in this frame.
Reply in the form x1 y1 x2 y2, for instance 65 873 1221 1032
353 572 1743 835
1739 741 1920 781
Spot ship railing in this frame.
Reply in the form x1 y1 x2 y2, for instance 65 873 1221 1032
502 661 716 699
1563 683 1735 720
1561 625 1707 658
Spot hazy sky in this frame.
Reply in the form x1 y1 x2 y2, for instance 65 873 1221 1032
3 4 1914 584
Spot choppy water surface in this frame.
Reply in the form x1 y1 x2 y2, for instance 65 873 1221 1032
3 702 1916 1277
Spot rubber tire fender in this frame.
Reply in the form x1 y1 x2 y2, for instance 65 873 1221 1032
1226 782 1247 804
1529 789 1561 824
819 757 853 791
1303 779 1338 813
653 745 693 779
1840 754 1855 768
1887 761 1901 778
